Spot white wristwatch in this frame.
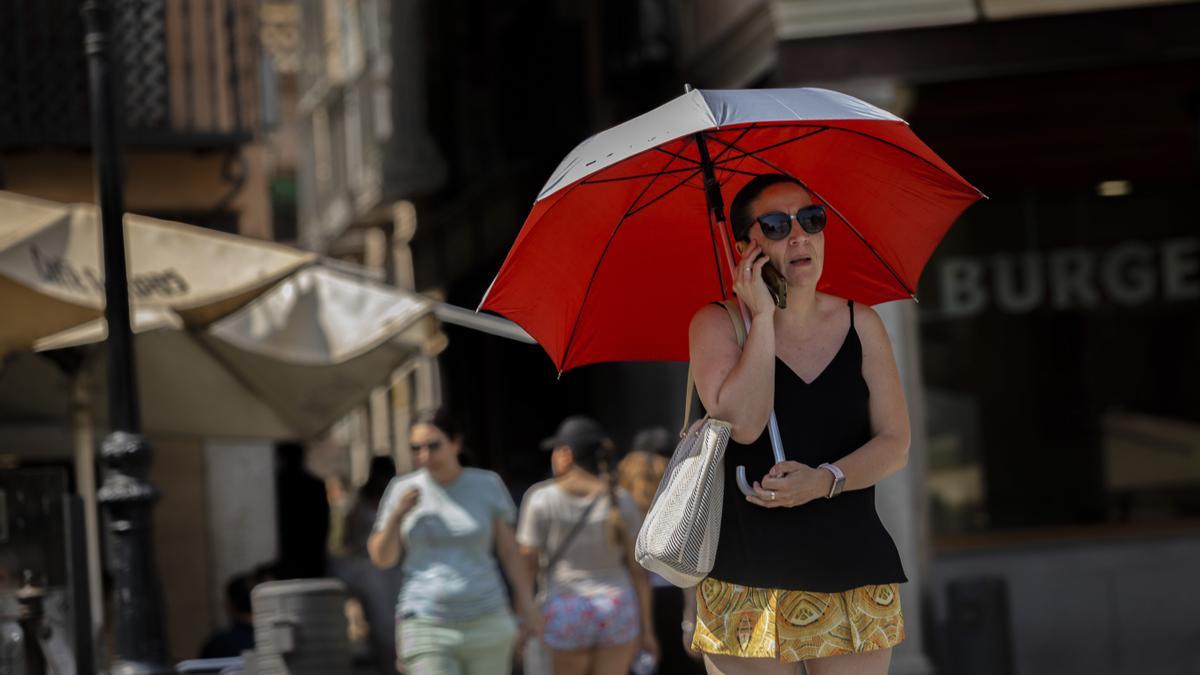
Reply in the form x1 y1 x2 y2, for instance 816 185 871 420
818 463 845 498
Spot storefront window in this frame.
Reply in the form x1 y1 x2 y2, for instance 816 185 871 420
920 184 1200 538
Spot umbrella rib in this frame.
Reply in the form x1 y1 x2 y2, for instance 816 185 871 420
581 165 706 185
707 124 757 166
710 127 829 167
652 145 701 166
625 168 704 219
704 134 916 298
558 154 695 371
649 125 753 170
717 123 980 196
625 147 703 215
547 128 758 195
707 124 757 189
711 166 763 179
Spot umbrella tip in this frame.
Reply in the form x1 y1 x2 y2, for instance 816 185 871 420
911 293 920 304
683 83 693 93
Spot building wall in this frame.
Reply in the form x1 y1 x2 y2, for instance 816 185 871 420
2 148 271 238
931 532 1200 674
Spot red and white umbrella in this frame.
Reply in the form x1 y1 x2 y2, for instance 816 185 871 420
480 87 983 374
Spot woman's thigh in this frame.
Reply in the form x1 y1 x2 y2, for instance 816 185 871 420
590 639 639 675
703 653 801 675
550 648 593 675
405 651 463 675
803 648 892 675
458 612 518 675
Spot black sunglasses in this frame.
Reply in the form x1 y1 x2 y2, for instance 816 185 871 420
411 440 443 452
754 205 827 240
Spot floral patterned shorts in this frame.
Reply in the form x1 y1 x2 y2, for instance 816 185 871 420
542 588 640 650
692 577 904 663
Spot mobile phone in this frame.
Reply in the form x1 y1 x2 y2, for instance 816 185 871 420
762 261 787 309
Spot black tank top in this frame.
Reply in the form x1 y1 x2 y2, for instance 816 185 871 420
707 300 908 592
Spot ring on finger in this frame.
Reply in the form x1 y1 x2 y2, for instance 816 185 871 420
769 490 776 501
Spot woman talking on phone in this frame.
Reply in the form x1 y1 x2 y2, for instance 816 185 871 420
368 408 541 675
687 174 910 675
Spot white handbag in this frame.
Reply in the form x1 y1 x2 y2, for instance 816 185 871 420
635 302 745 588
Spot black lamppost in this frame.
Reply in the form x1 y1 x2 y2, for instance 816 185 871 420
82 0 172 672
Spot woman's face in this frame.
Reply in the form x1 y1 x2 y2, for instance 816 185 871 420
409 423 461 472
739 182 824 289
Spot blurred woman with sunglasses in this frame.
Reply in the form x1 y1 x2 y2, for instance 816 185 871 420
368 408 541 675
686 174 910 675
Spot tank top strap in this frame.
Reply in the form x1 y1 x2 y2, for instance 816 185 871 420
848 299 855 328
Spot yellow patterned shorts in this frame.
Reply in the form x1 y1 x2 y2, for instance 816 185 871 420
692 577 904 663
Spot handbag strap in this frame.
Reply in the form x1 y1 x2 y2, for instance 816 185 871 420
680 301 747 436
544 493 604 572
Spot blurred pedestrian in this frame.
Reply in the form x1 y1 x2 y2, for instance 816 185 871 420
275 441 330 579
688 174 909 673
368 408 540 675
618 427 705 674
333 455 404 674
617 428 669 509
198 572 255 659
517 415 658 675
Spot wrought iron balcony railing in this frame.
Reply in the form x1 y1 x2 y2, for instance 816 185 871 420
0 0 259 150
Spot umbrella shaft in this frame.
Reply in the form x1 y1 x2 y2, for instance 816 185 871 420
694 133 726 225
698 130 790 476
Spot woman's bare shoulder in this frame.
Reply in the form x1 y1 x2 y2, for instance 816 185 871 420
846 302 894 359
691 299 733 320
689 301 738 341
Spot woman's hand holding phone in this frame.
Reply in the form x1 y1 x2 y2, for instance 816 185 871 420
734 242 778 319
760 261 787 309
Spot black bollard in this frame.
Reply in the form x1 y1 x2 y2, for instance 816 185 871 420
945 576 1015 675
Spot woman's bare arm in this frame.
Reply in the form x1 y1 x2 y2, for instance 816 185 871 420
689 304 776 443
367 514 404 568
689 242 779 444
830 304 911 489
367 487 418 568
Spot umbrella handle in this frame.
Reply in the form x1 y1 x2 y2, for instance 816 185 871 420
735 413 788 497
735 466 754 496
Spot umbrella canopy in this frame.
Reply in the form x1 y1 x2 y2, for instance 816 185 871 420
0 191 315 356
0 264 441 439
480 87 983 372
